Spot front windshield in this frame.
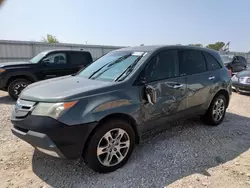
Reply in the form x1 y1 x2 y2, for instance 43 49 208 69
221 55 233 64
29 52 47 63
78 51 144 81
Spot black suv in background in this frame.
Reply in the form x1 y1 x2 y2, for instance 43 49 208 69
0 49 93 100
221 54 248 74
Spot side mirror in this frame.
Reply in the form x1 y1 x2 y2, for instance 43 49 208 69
145 85 157 104
41 59 50 65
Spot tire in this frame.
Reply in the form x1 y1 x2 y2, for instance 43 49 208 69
201 95 227 126
8 79 31 100
83 118 135 173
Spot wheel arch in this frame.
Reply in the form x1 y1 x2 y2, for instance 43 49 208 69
83 113 140 155
6 74 37 89
212 89 230 108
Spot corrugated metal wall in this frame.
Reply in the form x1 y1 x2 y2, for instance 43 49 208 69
1 40 250 64
0 40 124 62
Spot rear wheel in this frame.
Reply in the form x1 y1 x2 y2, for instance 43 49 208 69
201 95 227 126
83 119 135 173
8 79 31 100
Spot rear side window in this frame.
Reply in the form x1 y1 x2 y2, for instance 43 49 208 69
238 56 247 65
145 50 179 82
203 52 222 71
179 50 206 75
69 52 92 66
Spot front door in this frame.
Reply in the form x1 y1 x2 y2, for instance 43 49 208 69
139 50 187 133
178 49 211 114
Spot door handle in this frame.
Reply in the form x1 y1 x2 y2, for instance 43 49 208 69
208 76 215 80
173 84 183 89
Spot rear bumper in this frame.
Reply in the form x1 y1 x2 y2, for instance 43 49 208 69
11 115 97 159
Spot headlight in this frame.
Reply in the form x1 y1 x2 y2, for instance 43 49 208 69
0 68 6 73
239 77 250 84
239 77 245 83
31 101 77 119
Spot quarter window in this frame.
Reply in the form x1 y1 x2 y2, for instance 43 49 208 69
145 50 179 82
179 50 206 75
69 52 91 66
203 52 221 71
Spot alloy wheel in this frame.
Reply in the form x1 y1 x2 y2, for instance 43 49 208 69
212 98 225 122
13 83 27 96
97 128 130 167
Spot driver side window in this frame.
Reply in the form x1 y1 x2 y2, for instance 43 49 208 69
145 50 179 83
43 53 67 64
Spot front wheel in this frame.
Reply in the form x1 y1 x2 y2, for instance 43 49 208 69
83 119 135 173
8 79 31 100
201 95 227 126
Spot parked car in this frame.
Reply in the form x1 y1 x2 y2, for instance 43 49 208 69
11 45 231 173
0 49 93 100
221 54 248 75
231 66 250 93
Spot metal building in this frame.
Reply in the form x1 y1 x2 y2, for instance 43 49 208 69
0 40 124 62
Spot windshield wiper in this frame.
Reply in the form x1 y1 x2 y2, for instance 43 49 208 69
88 62 110 79
89 54 131 79
114 56 143 82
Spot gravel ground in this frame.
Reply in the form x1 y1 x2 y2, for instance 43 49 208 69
0 91 250 188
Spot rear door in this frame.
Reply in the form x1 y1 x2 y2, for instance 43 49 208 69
202 51 223 105
40 52 71 79
179 49 211 114
140 50 187 133
68 52 93 74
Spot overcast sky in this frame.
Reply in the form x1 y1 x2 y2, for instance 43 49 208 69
1 0 250 52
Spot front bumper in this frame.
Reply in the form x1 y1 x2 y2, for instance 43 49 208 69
11 115 97 159
232 82 250 93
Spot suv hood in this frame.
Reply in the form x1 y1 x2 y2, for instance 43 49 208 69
20 75 114 102
236 70 250 77
0 61 30 68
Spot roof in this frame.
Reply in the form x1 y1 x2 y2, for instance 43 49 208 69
115 45 218 54
42 49 91 53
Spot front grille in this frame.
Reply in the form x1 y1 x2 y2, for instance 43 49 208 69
14 99 36 118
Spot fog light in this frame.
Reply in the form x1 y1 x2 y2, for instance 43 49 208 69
36 147 60 158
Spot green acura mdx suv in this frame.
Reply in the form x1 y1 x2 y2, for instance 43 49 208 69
11 45 232 173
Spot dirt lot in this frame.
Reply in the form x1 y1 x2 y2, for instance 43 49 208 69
0 91 250 188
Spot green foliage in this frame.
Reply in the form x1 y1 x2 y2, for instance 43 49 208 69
42 34 59 43
206 42 225 51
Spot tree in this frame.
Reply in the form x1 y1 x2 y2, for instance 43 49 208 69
42 34 59 43
189 44 203 47
206 42 225 51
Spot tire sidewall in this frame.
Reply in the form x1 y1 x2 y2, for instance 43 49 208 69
8 79 31 100
209 95 226 125
84 119 135 173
